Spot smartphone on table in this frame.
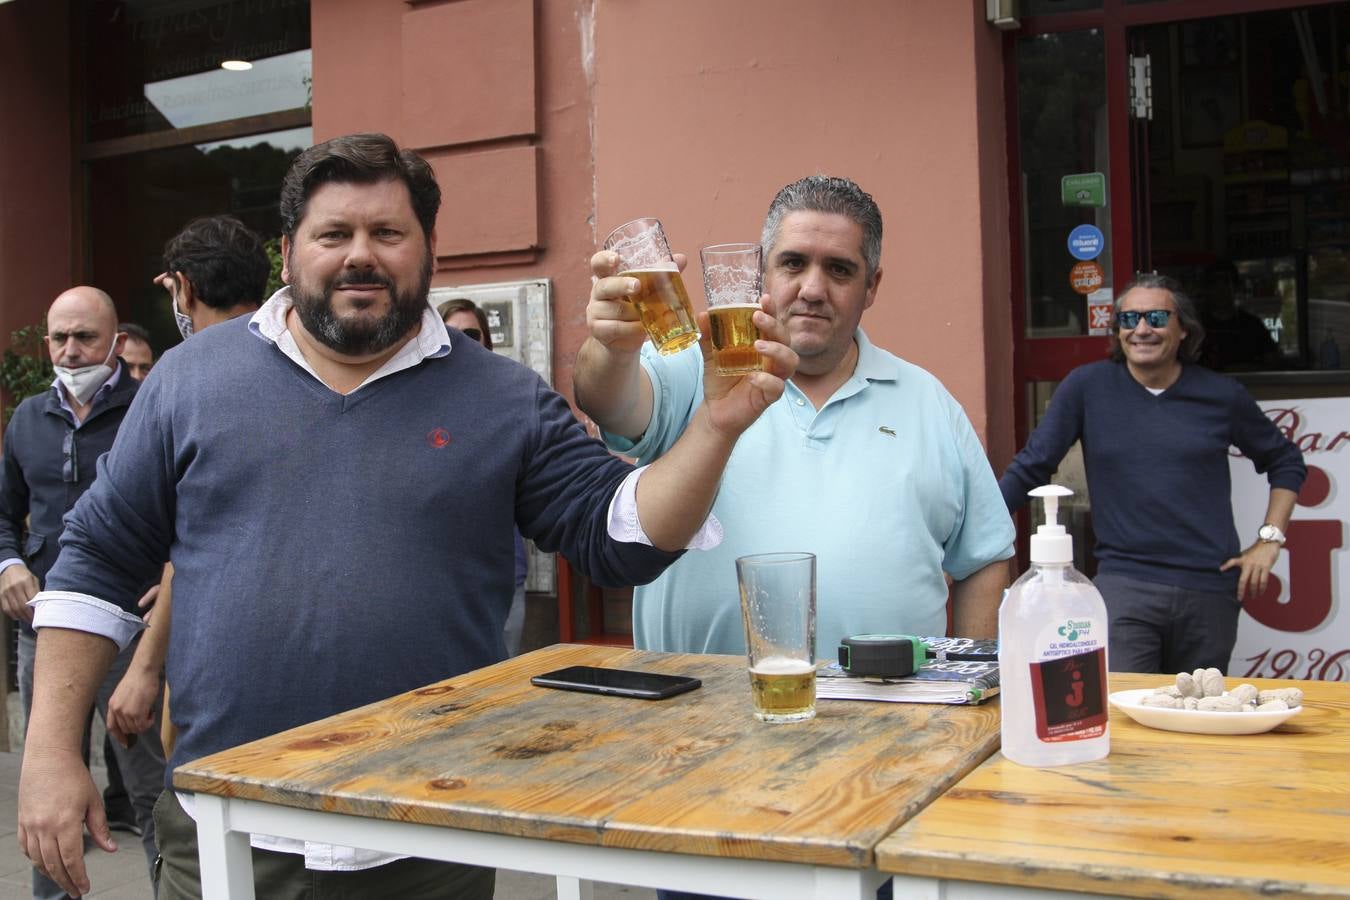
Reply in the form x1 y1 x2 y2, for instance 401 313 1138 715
530 665 701 701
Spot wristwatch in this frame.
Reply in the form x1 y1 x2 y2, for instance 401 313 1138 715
1258 523 1287 545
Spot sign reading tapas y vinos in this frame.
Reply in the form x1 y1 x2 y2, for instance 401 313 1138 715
1230 398 1349 680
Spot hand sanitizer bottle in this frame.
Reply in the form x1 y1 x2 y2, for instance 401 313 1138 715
998 485 1110 767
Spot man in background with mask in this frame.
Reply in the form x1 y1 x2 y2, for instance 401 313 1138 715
107 215 270 762
0 286 166 900
154 214 268 341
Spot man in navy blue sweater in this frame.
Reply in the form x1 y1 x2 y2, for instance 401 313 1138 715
18 133 798 900
1000 273 1305 676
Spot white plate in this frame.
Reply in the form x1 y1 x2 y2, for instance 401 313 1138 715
1108 688 1302 735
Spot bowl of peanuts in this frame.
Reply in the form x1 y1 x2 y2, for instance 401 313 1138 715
1108 669 1304 735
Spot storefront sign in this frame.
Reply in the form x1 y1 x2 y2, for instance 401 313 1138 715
1086 288 1114 335
1061 172 1106 208
1069 260 1105 295
1067 224 1104 260
1229 398 1350 680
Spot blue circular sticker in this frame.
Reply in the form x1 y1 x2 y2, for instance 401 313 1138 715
1067 224 1104 261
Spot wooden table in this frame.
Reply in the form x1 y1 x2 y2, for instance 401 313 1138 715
876 673 1350 899
175 643 1002 900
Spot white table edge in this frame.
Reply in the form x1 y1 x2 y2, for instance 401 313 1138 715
192 793 890 900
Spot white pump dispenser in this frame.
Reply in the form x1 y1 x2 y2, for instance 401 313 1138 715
1028 484 1073 564
998 484 1110 767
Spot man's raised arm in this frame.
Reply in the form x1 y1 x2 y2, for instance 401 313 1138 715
573 249 663 441
628 300 794 552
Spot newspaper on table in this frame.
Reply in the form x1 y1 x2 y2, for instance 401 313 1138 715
816 657 1000 705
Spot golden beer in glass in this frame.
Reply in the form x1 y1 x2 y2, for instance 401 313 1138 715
749 657 817 722
619 266 700 356
700 242 763 375
604 218 701 356
736 552 817 723
708 303 762 375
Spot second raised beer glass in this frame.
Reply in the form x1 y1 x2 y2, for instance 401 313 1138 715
736 552 817 723
604 217 700 355
700 242 763 375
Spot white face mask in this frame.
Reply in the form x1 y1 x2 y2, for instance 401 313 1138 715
172 283 194 341
53 339 118 406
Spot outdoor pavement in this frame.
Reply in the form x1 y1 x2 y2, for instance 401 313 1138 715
0 747 654 900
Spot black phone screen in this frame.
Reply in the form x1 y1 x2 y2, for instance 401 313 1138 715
530 665 702 700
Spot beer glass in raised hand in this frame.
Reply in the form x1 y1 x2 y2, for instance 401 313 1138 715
700 242 763 376
603 217 700 356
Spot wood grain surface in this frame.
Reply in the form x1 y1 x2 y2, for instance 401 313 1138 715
875 673 1350 898
174 644 1001 868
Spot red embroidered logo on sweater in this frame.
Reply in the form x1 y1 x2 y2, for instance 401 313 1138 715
426 428 452 448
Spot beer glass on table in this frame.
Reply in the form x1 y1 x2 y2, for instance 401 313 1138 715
603 217 700 355
736 552 817 723
700 242 764 376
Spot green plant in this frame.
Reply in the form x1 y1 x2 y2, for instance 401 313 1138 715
265 236 285 298
0 324 53 424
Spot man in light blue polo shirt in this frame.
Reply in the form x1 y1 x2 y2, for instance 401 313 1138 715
576 175 1014 656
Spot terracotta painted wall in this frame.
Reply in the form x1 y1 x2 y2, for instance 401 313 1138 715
311 0 1013 449
0 0 74 349
592 0 1012 449
311 0 599 404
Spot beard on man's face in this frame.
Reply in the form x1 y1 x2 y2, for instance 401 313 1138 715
290 251 433 356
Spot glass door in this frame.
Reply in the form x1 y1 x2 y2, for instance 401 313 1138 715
1008 0 1350 566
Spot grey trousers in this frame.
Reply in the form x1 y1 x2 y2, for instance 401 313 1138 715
1093 572 1241 675
18 629 166 900
153 791 495 900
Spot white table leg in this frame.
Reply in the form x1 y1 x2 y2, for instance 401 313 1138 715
811 867 891 900
556 875 597 900
194 794 256 900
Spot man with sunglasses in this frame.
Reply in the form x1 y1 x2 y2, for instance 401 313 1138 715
1000 273 1306 675
0 286 166 900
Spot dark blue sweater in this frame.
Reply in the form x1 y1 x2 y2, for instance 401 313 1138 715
1000 361 1306 592
47 317 681 774
0 367 139 636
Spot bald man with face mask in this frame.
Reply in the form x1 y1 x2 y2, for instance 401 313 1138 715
0 286 166 900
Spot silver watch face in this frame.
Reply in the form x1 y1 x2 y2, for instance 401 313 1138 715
1259 525 1282 542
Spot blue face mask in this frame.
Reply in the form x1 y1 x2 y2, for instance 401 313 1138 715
171 283 194 341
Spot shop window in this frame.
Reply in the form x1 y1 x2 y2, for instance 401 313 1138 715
1016 29 1112 339
80 0 312 352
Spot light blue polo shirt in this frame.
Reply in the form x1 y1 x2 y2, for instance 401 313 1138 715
607 329 1015 655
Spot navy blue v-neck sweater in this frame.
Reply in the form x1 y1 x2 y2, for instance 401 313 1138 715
47 317 681 776
1000 360 1305 593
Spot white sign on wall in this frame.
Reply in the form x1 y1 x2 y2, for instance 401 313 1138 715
1229 397 1349 680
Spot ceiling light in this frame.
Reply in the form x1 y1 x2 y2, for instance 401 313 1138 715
221 60 253 72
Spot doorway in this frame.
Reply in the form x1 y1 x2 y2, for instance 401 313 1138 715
1008 0 1350 561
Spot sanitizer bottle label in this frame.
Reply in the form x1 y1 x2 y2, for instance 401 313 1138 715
1028 642 1108 742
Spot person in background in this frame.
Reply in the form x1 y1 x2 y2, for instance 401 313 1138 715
0 287 165 900
439 296 530 655
154 214 269 340
19 131 794 900
108 216 269 762
119 322 154 381
97 321 157 842
1196 260 1280 371
1000 273 1306 675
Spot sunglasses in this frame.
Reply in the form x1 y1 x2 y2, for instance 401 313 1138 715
460 327 483 343
1116 309 1172 330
